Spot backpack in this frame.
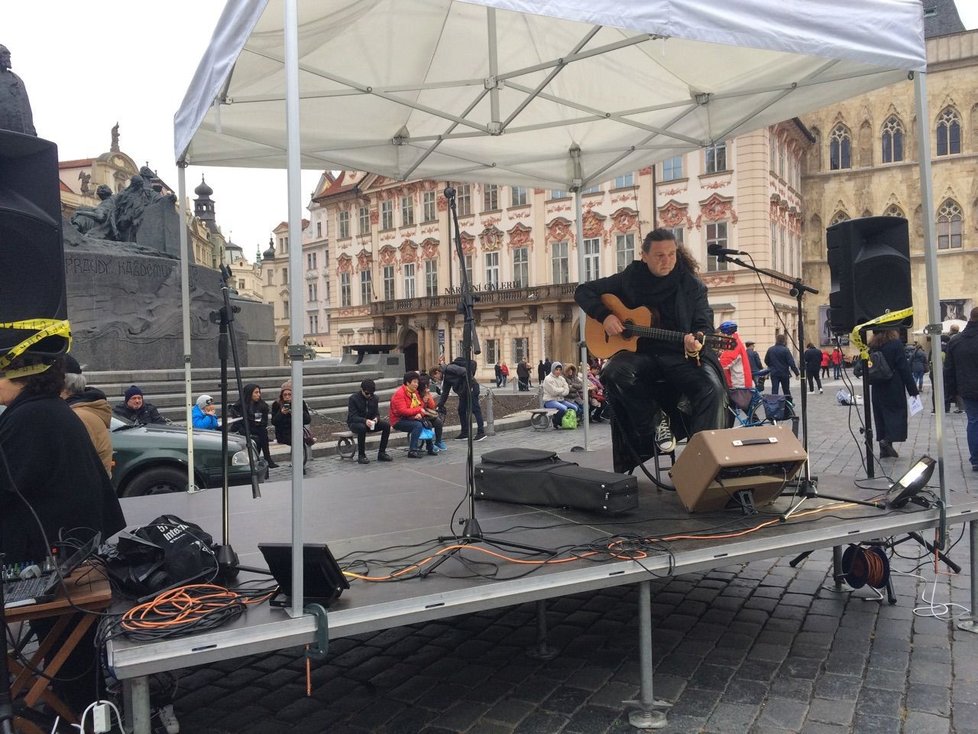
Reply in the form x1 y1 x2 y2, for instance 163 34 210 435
866 350 893 383
560 409 578 429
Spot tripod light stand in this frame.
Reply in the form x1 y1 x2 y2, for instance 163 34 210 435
209 265 264 579
422 187 550 577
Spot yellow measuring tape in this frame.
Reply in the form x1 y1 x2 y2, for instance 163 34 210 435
0 318 72 378
849 307 914 359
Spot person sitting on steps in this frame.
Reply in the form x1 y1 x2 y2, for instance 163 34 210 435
346 379 392 464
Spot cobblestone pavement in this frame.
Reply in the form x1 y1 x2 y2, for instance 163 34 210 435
170 376 978 733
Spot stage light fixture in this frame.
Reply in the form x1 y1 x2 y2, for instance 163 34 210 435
885 455 936 509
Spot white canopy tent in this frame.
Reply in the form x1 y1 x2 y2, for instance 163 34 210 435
173 0 947 617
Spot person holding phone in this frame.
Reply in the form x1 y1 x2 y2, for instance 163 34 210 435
271 383 311 449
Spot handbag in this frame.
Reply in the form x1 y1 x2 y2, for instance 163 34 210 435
418 427 435 441
866 350 893 383
302 426 317 446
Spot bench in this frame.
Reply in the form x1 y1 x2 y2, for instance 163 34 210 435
330 430 356 459
529 408 557 431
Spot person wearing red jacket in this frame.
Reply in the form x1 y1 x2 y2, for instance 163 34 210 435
716 321 752 389
389 371 429 458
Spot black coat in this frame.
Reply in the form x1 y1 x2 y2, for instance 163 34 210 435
945 322 978 400
575 260 714 353
803 347 823 374
346 391 381 431
747 348 764 375
871 338 918 443
113 399 165 425
0 393 126 563
764 344 799 378
228 383 270 434
271 400 311 445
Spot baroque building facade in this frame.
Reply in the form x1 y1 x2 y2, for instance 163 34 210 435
309 122 811 379
800 28 978 343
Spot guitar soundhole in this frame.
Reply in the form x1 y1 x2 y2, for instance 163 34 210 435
621 321 633 339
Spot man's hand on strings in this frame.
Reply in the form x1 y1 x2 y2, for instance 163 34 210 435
683 333 702 354
603 314 625 336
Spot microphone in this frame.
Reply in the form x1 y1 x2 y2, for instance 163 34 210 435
707 243 747 257
443 186 456 199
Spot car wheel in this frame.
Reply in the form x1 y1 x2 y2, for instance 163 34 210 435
121 466 190 497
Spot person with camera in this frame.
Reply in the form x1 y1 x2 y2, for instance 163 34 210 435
346 379 392 464
272 382 312 468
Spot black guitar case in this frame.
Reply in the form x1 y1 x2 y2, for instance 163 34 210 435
474 448 638 514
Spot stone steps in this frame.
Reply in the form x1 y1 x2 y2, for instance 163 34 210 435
86 363 401 423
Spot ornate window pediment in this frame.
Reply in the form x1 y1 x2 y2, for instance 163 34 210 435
507 222 532 249
336 253 353 273
546 217 573 244
399 239 419 263
479 225 504 251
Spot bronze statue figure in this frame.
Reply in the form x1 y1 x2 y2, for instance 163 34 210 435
0 44 36 136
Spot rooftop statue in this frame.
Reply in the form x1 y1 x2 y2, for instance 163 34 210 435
0 44 36 135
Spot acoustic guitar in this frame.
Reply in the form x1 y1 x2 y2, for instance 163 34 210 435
584 294 737 359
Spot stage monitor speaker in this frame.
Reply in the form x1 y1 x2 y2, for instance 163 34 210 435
0 130 67 358
670 425 807 513
826 216 911 335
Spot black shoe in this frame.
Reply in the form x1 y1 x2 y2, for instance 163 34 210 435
474 432 487 442
879 441 899 459
266 462 280 469
357 455 370 465
407 450 423 458
454 434 469 440
377 452 393 462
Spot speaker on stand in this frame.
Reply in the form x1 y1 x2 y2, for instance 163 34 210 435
826 216 912 335
826 215 913 479
0 130 68 363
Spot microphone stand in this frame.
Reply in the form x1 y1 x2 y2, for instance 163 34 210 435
422 187 550 578
209 266 264 580
710 250 881 516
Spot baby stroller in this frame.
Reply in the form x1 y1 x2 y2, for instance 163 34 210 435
728 387 797 435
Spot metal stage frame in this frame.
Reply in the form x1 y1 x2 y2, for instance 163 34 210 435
107 450 978 733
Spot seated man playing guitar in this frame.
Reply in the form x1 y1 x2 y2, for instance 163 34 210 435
575 228 728 474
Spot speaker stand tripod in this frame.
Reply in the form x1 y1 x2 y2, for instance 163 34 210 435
421 187 551 578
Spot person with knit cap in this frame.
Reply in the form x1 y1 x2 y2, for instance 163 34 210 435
192 394 220 430
61 354 113 475
113 384 166 425
542 362 580 428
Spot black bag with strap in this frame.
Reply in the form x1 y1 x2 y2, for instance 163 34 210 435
475 448 638 514
866 350 894 383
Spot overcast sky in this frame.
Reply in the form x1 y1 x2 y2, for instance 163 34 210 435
4 2 976 260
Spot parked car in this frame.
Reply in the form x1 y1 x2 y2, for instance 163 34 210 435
110 417 259 497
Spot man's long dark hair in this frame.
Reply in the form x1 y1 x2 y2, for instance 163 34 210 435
642 227 700 274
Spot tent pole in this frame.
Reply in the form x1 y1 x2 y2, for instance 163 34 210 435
177 161 195 491
914 71 948 532
284 0 305 617
574 186 589 452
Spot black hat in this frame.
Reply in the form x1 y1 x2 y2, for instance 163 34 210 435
63 354 83 374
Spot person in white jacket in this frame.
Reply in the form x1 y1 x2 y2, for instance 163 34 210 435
542 362 583 427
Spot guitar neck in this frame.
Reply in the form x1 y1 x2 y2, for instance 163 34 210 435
627 324 687 345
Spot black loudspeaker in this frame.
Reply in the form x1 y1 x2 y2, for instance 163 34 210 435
826 216 912 334
670 425 807 512
0 130 67 358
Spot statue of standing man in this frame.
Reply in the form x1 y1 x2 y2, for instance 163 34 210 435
0 45 36 136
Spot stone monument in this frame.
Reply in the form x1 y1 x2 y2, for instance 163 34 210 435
61 153 274 370
0 44 35 136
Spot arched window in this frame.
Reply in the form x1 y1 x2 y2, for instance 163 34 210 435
936 107 961 156
830 210 850 227
937 199 962 249
881 116 904 163
883 204 905 219
829 123 852 170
